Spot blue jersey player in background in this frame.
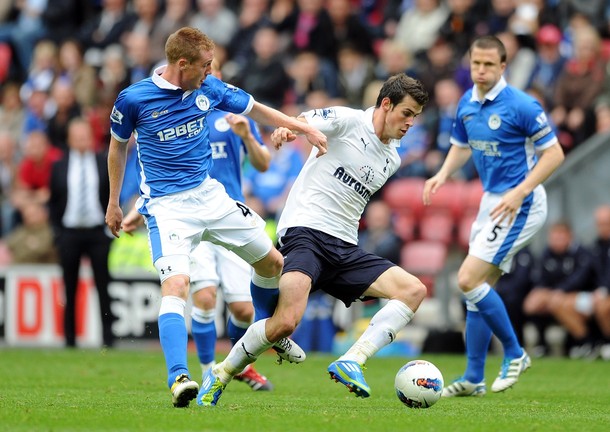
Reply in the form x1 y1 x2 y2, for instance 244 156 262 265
105 27 327 408
423 35 565 397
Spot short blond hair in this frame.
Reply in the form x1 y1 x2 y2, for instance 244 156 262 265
165 27 215 64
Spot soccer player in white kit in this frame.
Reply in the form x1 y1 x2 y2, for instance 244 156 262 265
197 73 430 406
105 27 327 408
423 36 565 397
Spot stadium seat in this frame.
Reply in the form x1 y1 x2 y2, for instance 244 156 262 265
393 210 417 242
464 180 484 215
382 177 425 221
419 212 454 246
457 210 478 251
400 240 448 296
0 43 11 83
422 180 467 222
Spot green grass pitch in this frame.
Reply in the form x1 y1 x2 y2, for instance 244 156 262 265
1 347 608 431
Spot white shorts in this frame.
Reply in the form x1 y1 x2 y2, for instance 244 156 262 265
190 241 253 304
469 185 547 273
138 177 272 283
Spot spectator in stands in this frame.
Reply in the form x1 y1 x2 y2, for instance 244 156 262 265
552 205 610 360
0 132 18 235
147 0 192 64
4 200 58 264
41 0 85 46
272 0 337 66
358 200 403 265
526 24 567 110
522 221 593 357
190 0 238 48
19 39 58 104
11 130 61 210
232 25 291 109
225 0 271 79
0 81 26 145
394 0 450 58
590 205 610 360
0 0 48 78
326 0 375 58
128 0 161 38
285 51 340 107
57 39 98 110
46 78 82 152
550 24 605 151
77 0 136 68
337 44 376 109
373 39 413 81
97 44 130 96
438 0 485 59
123 31 156 85
496 30 536 91
412 36 460 103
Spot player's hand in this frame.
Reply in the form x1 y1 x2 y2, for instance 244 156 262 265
105 203 123 238
490 188 526 226
270 127 297 149
122 207 145 235
225 113 250 138
423 175 446 206
304 128 327 157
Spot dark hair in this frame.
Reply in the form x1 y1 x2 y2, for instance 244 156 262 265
165 27 215 64
375 73 429 108
470 35 507 63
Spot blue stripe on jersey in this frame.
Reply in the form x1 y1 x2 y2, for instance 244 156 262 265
140 203 162 263
492 192 533 266
110 74 253 198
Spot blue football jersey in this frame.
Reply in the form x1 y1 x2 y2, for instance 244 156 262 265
450 77 558 194
110 70 254 198
207 109 264 202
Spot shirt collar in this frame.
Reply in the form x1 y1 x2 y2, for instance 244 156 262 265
469 76 507 103
152 65 180 90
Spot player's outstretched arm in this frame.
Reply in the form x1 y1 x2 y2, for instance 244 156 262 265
225 113 271 172
423 145 472 205
248 101 327 156
105 136 129 238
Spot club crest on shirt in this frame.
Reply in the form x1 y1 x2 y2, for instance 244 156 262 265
195 95 210 112
360 165 375 184
488 114 501 130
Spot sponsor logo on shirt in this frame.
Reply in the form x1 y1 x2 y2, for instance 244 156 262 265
332 166 373 201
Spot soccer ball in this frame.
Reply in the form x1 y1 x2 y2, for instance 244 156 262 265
395 360 444 409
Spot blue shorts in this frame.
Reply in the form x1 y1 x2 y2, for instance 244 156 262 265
278 227 395 307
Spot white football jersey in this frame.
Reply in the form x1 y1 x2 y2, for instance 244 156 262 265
277 106 401 244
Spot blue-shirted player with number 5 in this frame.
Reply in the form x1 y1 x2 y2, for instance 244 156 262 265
105 27 327 408
423 35 565 397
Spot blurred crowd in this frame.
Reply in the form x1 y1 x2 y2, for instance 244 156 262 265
1 0 610 356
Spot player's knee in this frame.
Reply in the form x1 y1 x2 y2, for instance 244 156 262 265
161 275 190 299
406 278 427 304
252 247 283 277
192 287 216 310
229 302 254 323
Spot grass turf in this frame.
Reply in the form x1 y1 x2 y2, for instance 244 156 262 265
0 347 608 432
